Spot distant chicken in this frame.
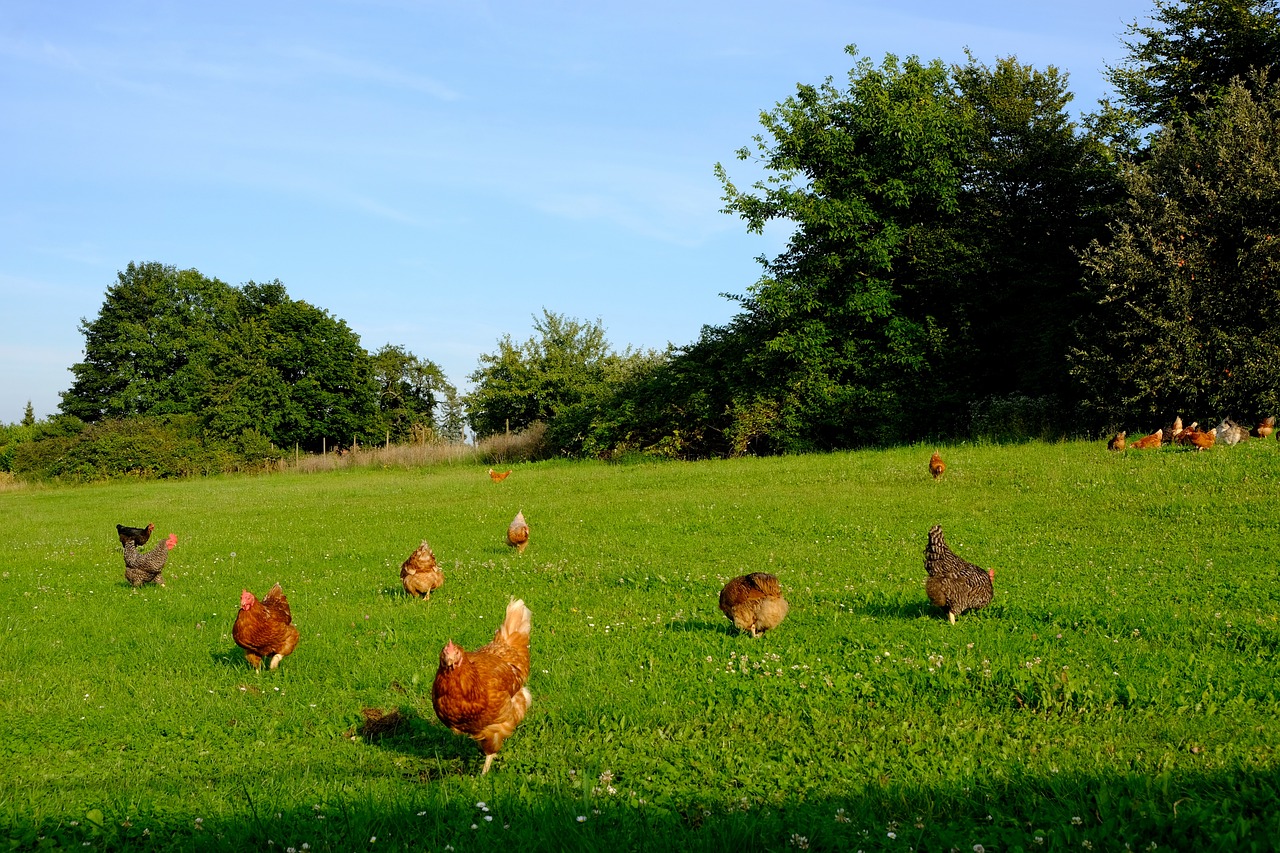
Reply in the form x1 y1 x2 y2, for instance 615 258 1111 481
1176 425 1215 451
507 511 529 553
1107 431 1126 451
123 533 176 587
116 523 154 547
924 525 994 624
928 451 946 480
488 468 512 482
1169 416 1185 441
1130 429 1163 450
432 598 533 775
232 583 300 670
718 573 789 637
401 540 444 599
1213 418 1249 446
1254 416 1275 440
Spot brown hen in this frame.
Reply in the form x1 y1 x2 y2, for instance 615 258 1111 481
928 451 945 479
1107 431 1126 451
1254 416 1274 439
400 541 444 599
1129 429 1163 450
116 523 154 547
232 583 300 670
718 573 789 637
432 598 533 775
924 525 994 624
507 511 529 553
488 468 512 482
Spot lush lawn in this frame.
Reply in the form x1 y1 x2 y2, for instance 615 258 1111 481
1 441 1278 851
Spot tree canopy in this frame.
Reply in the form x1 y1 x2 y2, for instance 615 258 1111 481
61 262 452 452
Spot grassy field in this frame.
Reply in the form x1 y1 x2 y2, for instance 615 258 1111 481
1 440 1278 852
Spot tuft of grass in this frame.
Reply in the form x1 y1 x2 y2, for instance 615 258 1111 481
0 441 1278 850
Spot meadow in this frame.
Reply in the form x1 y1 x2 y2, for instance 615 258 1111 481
1 440 1278 852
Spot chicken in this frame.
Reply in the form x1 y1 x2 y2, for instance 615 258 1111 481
488 468 512 482
1129 428 1163 449
1254 416 1274 440
401 540 444 599
232 583 300 670
1176 425 1215 451
123 532 176 587
432 598 533 775
924 525 994 624
1169 416 1185 441
928 451 945 480
116 522 154 547
507 511 529 553
718 573 789 637
1213 418 1249 446
1107 431 1126 451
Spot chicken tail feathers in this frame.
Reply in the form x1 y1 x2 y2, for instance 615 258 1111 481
495 598 532 648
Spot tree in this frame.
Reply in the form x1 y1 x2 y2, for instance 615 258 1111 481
1070 74 1280 425
939 55 1121 409
21 402 34 427
60 262 238 422
1106 0 1280 129
369 344 454 443
713 48 973 450
202 281 382 450
465 310 634 439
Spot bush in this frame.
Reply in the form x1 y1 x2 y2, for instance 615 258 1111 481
969 394 1065 443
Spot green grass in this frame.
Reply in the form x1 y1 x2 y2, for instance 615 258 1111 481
2 441 1279 851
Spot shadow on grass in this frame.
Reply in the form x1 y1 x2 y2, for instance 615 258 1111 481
845 598 937 620
7 765 1278 851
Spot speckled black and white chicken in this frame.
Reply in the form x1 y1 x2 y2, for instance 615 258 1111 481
924 525 994 624
123 532 176 587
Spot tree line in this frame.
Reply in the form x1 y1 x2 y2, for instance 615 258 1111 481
6 0 1280 477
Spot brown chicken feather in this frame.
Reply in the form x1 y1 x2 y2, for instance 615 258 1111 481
719 573 789 637
507 511 529 553
1107 431 1126 451
1176 425 1215 451
123 533 175 587
432 598 533 775
1129 428 1163 450
232 582 300 670
400 541 444 599
928 451 946 479
924 525 994 624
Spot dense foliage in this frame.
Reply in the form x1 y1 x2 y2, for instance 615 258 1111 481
59 262 454 454
1071 74 1280 425
11 1 1280 470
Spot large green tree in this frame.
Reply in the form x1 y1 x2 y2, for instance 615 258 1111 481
464 310 652 442
713 48 972 450
1070 74 1280 425
1107 0 1280 128
61 262 238 422
369 343 454 443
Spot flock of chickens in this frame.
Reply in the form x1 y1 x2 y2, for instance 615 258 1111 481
112 460 998 774
1108 415 1275 452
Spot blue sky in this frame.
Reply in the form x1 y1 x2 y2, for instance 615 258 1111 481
0 0 1154 424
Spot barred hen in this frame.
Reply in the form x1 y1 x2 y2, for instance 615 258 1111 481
233 583 300 670
432 598 533 775
116 523 154 547
507 511 529 553
924 525 994 624
400 540 444 599
123 533 176 587
719 572 789 637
